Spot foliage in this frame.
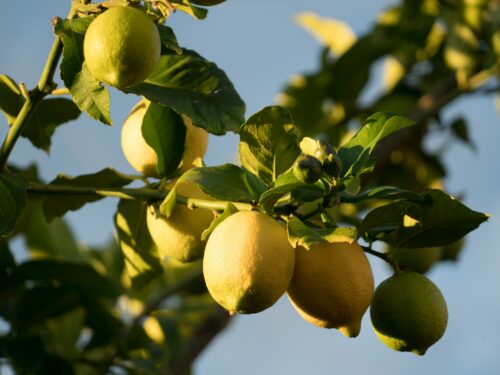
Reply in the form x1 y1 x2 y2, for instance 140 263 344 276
0 0 498 373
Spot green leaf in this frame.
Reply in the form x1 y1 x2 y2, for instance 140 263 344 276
360 189 489 247
338 112 415 177
178 164 267 202
159 187 177 218
142 102 186 178
12 259 122 298
16 197 87 262
81 293 123 348
15 286 81 327
0 239 15 270
259 182 323 215
38 308 85 361
239 106 301 185
114 200 162 289
42 168 134 221
70 63 112 125
22 98 80 153
0 74 23 124
287 216 357 250
0 76 80 152
339 185 427 204
171 0 208 19
55 16 95 88
126 50 245 135
450 117 476 151
157 24 182 54
332 33 394 104
201 203 238 241
0 174 27 238
189 0 227 6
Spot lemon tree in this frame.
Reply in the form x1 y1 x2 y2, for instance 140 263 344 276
0 0 498 373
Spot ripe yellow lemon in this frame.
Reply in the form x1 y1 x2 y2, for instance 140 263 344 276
287 238 374 337
146 182 214 263
370 272 448 355
121 101 209 177
83 6 161 89
203 211 295 314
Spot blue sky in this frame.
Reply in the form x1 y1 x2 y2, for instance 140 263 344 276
1 1 499 374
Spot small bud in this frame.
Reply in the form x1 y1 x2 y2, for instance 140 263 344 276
323 153 343 178
293 154 323 184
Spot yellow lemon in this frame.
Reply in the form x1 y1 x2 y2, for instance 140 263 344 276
121 101 208 177
146 182 214 263
287 238 374 337
84 6 161 89
203 211 295 314
370 272 448 355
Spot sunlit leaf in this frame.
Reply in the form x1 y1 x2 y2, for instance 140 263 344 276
239 106 300 184
126 50 245 135
287 216 357 250
115 200 162 289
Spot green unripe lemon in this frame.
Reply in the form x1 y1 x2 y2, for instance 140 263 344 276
203 211 295 314
84 6 161 89
293 154 323 184
370 272 448 355
391 246 442 274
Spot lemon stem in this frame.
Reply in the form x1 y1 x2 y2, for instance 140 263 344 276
361 245 401 272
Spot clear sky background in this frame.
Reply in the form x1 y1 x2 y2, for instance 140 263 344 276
1 1 499 374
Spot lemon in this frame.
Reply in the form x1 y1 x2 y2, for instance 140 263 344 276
287 238 374 337
440 239 465 262
203 211 295 314
370 272 448 355
391 246 442 274
121 101 209 177
146 182 214 262
83 6 161 89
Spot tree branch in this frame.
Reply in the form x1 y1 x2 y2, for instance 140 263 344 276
26 181 254 212
170 306 232 375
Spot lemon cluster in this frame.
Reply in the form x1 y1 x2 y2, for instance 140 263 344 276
99 8 448 353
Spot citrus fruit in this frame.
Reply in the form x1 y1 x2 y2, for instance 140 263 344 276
440 239 465 262
293 154 323 184
391 246 442 274
370 272 448 355
287 238 374 337
83 6 161 89
121 101 209 177
203 211 295 314
146 182 214 263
